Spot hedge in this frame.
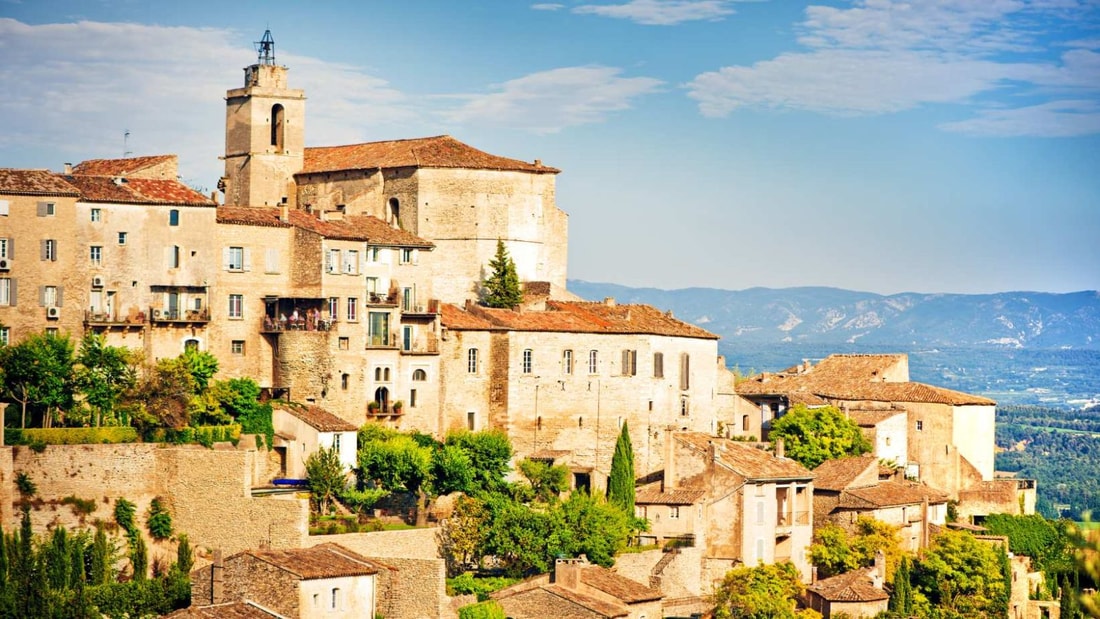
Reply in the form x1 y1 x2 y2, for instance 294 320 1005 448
5 427 138 446
144 424 241 447
458 600 506 619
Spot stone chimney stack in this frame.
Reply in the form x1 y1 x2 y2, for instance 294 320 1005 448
662 428 676 492
603 297 616 307
63 163 72 175
775 437 785 459
211 549 225 604
279 205 289 223
873 549 886 586
554 557 584 590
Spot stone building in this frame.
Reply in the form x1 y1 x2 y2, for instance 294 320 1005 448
803 564 890 619
272 404 358 480
491 557 663 619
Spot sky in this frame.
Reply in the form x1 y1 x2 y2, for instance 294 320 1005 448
1 0 1098 296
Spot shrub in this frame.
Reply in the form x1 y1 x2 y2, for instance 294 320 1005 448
115 498 137 537
458 600 506 619
147 498 173 540
447 574 519 601
16 427 138 445
61 495 98 516
15 471 36 497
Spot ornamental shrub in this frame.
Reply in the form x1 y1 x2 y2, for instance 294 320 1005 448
147 497 173 540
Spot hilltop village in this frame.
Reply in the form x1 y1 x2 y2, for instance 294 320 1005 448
0 34 1063 619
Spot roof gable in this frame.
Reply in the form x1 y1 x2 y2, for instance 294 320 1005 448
276 405 357 433
65 175 213 207
675 433 813 481
71 154 177 178
0 169 80 196
813 455 879 492
301 135 558 175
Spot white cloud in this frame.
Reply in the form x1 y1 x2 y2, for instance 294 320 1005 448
573 0 736 25
441 66 663 133
686 0 1100 137
531 3 565 10
940 99 1100 137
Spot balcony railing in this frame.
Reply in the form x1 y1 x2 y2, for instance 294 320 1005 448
400 337 440 355
149 307 210 324
261 316 337 333
84 311 146 328
401 298 441 317
366 292 399 307
367 403 404 417
366 333 397 349
776 511 810 535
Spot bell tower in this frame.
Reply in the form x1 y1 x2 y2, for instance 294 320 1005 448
221 30 305 207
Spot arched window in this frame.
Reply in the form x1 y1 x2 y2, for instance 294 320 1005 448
374 367 383 382
183 338 200 352
374 387 389 411
388 197 400 228
341 373 349 390
412 369 427 381
383 367 391 381
271 104 285 151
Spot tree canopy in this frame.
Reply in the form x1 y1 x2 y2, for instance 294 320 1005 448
809 516 902 581
768 404 872 469
911 530 1010 618
482 239 523 309
711 562 820 619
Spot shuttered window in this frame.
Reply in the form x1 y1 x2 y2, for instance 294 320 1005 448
621 349 637 376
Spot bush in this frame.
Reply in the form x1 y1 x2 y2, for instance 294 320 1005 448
11 427 139 445
15 471 36 497
458 600 507 619
60 495 97 516
147 497 173 540
115 498 137 537
146 424 240 447
447 574 519 602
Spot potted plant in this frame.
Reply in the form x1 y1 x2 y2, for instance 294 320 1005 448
367 400 380 415
392 400 404 414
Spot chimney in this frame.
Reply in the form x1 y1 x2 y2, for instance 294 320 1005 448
279 205 289 223
662 427 676 492
211 549 225 604
63 163 73 175
775 437 785 459
603 297 616 307
554 557 583 590
873 549 886 587
802 359 811 373
534 159 542 167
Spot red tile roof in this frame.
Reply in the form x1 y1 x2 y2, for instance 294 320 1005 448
302 135 559 175
71 154 176 177
64 175 213 207
241 543 379 579
837 480 949 510
582 566 662 603
675 432 814 481
635 488 706 505
807 568 889 602
277 405 358 433
440 300 719 340
812 455 878 492
0 169 80 196
216 207 433 247
162 602 280 618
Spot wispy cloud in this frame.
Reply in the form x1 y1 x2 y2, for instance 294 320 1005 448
531 3 565 10
686 1 1100 137
441 66 663 132
573 0 736 26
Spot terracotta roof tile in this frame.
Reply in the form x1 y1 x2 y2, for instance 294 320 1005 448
64 175 214 207
242 543 379 579
582 566 662 603
71 154 176 177
277 405 357 433
216 207 433 247
807 568 889 602
302 135 559 175
635 488 706 505
162 602 282 618
837 480 949 509
440 303 496 330
534 585 630 617
675 433 814 481
812 455 878 492
0 169 80 196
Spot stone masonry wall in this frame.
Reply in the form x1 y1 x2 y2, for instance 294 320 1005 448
192 553 300 616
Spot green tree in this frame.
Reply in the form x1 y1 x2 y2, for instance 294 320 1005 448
89 522 113 586
358 435 431 495
517 458 568 503
481 496 556 577
1061 574 1082 619
711 562 819 619
912 530 1009 617
556 491 631 567
432 443 475 496
458 600 506 619
809 517 901 581
769 404 871 469
482 239 523 309
175 533 194 574
439 495 490 576
179 348 218 392
306 445 348 515
889 556 914 616
124 358 196 431
0 332 75 428
74 333 137 427
444 430 513 495
607 422 635 516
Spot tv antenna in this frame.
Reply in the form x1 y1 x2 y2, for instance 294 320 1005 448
123 130 132 158
255 29 276 66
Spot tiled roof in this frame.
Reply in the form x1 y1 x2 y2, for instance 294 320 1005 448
838 480 949 510
64 175 214 207
537 585 630 618
847 408 906 426
301 135 559 175
241 543 379 579
162 602 282 618
807 354 908 382
216 207 433 247
0 169 80 196
819 382 996 406
440 300 719 340
582 566 662 603
635 488 706 505
812 455 878 492
675 433 813 481
807 568 889 603
71 154 176 177
277 405 358 433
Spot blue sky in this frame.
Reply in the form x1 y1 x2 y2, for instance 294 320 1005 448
1 0 1098 295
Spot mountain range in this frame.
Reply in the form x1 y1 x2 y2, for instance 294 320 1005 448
567 281 1100 350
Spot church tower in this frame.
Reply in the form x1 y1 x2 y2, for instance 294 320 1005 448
221 30 305 207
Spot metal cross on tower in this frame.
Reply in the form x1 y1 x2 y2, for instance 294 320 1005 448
255 30 275 66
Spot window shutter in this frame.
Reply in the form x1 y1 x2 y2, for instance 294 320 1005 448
52 240 58 261
39 285 46 307
0 200 9 216
9 278 15 305
243 248 252 272
164 246 173 268
6 237 12 259
325 250 332 273
56 286 64 307
40 239 48 260
37 201 48 217
266 248 279 273
222 247 231 270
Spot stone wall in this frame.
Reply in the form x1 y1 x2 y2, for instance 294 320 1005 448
613 546 705 598
192 553 300 616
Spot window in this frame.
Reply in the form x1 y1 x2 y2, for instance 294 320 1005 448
330 587 340 610
90 208 101 222
916 420 924 431
410 388 417 408
265 248 279 273
562 349 573 375
402 287 413 311
588 350 598 374
366 277 379 296
271 104 285 150
670 506 680 519
388 197 400 226
367 246 380 262
326 249 340 273
231 340 245 355
522 349 533 374
468 348 479 374
42 239 57 261
400 248 414 264
756 538 766 563
0 238 9 259
368 312 390 346
742 414 750 432
0 327 8 346
228 294 243 319
117 232 127 245
341 374 349 390
680 353 691 390
45 327 58 336
653 352 664 378
756 501 765 525
0 200 8 216
339 337 349 350
43 285 59 307
680 397 690 416
90 246 102 266
0 278 12 306
168 245 180 269
344 250 358 274
346 297 358 321
467 411 477 431
413 369 427 382
226 246 244 271
621 349 637 376
169 209 179 226
334 433 342 450
328 297 339 320
37 201 55 217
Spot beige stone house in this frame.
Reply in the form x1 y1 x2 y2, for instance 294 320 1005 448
190 543 390 619
812 455 948 552
272 404 358 481
804 565 890 619
491 557 663 619
635 431 815 582
736 354 1034 517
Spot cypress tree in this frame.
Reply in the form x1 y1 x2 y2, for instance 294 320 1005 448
608 422 636 516
90 521 110 586
131 534 148 581
889 556 913 615
1061 574 1080 619
482 239 524 308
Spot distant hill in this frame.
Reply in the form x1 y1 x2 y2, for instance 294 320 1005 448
567 281 1100 350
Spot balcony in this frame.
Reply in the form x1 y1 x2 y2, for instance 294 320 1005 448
149 307 210 324
367 403 404 417
401 298 441 318
776 511 810 536
366 333 397 349
366 292 399 307
400 336 440 356
84 310 146 329
261 315 337 334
